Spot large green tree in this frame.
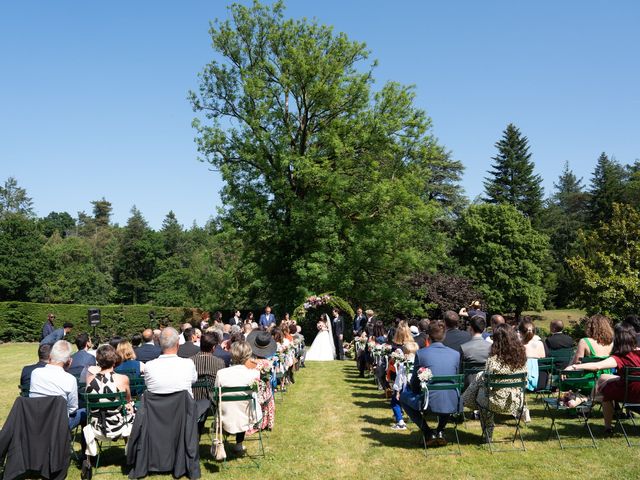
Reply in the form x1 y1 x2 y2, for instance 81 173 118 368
0 177 34 219
568 203 640 319
0 214 44 300
112 207 160 304
588 152 627 226
190 1 461 313
455 204 549 317
483 124 544 221
540 162 590 306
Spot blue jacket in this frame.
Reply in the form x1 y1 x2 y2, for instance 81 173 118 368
39 328 65 346
68 349 96 375
410 342 461 414
134 344 162 363
259 313 276 328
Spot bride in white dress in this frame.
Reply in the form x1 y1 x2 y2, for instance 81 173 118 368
305 313 336 361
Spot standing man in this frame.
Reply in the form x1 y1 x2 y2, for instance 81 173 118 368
364 310 375 337
40 322 73 346
227 310 243 327
353 307 367 337
259 306 276 329
332 308 345 360
41 313 56 341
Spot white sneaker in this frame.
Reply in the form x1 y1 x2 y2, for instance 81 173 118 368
391 423 407 430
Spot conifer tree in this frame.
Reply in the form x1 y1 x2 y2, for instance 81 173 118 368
483 123 544 220
589 152 627 225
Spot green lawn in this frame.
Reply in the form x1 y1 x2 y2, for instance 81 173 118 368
2 342 639 479
523 309 586 333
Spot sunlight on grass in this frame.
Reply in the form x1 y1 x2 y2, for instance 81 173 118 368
2 342 639 479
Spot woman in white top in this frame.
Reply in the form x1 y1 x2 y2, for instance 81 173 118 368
214 341 262 455
518 319 546 405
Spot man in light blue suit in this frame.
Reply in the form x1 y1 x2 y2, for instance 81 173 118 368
259 306 276 329
401 320 461 447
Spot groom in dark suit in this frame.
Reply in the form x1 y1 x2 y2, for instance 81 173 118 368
332 308 345 360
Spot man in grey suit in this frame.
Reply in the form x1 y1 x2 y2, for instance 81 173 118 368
401 321 460 447
459 315 491 386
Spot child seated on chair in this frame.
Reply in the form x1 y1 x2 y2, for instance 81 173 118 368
390 342 419 430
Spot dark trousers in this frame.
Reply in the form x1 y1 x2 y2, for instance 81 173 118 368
333 335 345 360
401 401 449 436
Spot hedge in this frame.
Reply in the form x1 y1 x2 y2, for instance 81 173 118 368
0 302 201 343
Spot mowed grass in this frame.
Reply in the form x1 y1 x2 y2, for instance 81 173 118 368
2 342 640 479
523 309 586 332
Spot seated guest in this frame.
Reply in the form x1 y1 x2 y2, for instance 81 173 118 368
442 311 471 354
460 315 491 386
190 332 225 401
40 322 73 346
178 328 200 358
131 333 143 349
178 323 191 345
86 345 134 438
30 340 86 429
193 328 202 347
247 330 278 431
144 327 197 395
518 319 546 408
462 326 527 441
401 321 460 446
109 336 124 349
68 333 96 376
20 344 51 386
215 341 262 456
483 314 506 342
414 319 430 349
134 329 162 363
567 323 640 435
571 314 613 364
115 341 145 376
392 321 414 348
213 331 232 367
544 320 574 355
622 314 640 346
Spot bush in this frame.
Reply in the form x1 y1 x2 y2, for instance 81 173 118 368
0 301 198 342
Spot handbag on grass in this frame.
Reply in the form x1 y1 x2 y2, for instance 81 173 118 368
211 387 226 461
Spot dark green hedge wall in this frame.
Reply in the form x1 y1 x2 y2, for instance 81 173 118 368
0 302 197 342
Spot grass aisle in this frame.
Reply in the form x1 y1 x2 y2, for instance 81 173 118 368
2 345 640 479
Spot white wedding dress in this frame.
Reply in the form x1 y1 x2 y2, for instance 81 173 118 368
305 317 336 361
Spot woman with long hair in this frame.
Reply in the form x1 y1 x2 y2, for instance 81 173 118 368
462 325 527 440
567 323 640 434
392 321 414 347
572 314 614 364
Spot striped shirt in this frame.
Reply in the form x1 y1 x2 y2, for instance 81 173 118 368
190 352 225 400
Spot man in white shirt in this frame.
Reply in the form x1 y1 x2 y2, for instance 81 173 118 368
145 327 197 396
30 340 85 429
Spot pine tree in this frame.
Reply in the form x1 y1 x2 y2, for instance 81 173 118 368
91 198 113 228
589 152 627 225
483 123 544 220
160 211 183 258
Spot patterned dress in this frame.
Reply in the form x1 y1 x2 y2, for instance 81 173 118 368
86 372 134 438
462 356 526 437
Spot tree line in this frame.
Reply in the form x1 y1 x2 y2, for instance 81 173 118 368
2 1 638 320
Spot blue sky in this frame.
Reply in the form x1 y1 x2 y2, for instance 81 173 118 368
1 1 638 229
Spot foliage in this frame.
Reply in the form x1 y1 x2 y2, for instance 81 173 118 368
0 213 45 300
112 206 160 304
0 301 195 342
292 293 354 342
91 198 113 228
189 1 460 314
568 203 640 319
483 123 544 221
540 162 589 307
0 177 34 219
38 211 76 238
588 152 627 226
407 272 482 319
455 204 549 317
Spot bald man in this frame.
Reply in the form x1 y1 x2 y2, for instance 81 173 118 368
134 328 162 363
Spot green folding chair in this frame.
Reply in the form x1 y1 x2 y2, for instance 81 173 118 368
81 390 131 479
615 366 640 447
213 385 265 468
543 369 597 449
534 357 554 402
478 372 528 453
421 374 464 457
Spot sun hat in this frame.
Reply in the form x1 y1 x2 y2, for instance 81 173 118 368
410 326 419 336
246 330 277 358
